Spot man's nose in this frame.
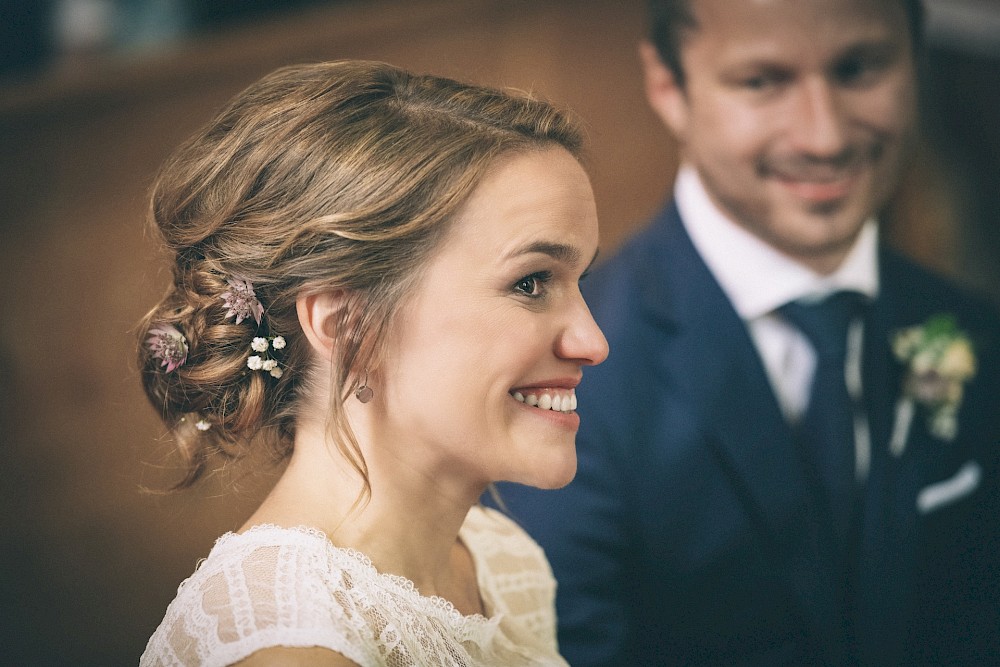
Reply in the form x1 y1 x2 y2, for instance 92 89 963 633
787 78 849 159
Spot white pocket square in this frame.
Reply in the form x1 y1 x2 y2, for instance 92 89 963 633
916 460 982 514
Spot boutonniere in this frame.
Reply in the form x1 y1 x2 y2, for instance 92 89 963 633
892 314 977 443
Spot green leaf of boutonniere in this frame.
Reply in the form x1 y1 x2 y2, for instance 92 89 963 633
892 314 976 440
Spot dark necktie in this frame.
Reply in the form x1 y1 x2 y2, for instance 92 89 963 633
778 291 867 536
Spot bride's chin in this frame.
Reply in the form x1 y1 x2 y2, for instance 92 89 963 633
526 455 578 491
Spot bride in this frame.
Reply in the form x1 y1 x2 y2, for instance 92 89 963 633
137 60 607 666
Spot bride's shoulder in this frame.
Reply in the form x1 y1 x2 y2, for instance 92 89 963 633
462 505 554 591
462 505 560 651
464 505 547 557
188 524 339 588
140 526 372 667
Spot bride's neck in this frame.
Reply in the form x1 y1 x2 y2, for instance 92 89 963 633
242 424 484 611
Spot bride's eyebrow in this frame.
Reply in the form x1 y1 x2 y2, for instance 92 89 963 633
503 240 586 265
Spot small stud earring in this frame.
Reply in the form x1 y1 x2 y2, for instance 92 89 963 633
355 371 373 403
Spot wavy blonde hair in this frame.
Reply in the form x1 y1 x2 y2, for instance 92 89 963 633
138 60 583 494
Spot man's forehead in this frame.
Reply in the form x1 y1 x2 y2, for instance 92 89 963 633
682 0 911 49
685 0 910 30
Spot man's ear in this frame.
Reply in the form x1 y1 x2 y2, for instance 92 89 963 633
639 40 689 138
297 290 345 360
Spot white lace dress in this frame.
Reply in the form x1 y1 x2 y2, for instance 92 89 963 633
140 506 568 667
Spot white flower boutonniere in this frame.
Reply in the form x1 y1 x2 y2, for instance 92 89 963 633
892 314 977 441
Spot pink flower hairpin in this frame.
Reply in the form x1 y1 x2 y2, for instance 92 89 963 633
146 324 188 373
221 277 264 326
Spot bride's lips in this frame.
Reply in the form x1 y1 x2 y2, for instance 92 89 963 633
509 380 582 428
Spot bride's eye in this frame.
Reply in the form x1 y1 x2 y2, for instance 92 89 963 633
513 271 552 298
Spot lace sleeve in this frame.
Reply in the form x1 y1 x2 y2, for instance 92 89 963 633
142 516 568 667
140 532 377 667
462 506 560 655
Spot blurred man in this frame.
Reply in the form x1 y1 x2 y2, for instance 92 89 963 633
499 0 1000 664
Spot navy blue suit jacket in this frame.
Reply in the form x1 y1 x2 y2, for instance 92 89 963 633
497 203 1000 666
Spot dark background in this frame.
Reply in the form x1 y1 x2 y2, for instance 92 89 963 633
0 1 996 664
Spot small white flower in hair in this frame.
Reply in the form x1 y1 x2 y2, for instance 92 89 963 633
246 335 286 379
195 419 211 432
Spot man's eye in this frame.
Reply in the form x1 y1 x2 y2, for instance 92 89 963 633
743 76 771 90
741 72 788 91
835 57 883 86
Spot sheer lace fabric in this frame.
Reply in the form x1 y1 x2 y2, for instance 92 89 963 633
140 506 567 666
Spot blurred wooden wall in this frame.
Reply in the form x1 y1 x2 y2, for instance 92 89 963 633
0 0 984 664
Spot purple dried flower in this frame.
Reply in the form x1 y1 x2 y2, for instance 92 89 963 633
221 277 264 326
146 324 188 373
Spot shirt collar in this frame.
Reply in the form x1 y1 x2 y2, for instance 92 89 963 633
675 164 880 320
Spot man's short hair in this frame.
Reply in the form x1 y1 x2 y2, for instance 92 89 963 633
648 0 925 88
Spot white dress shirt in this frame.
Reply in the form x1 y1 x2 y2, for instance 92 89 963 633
675 165 880 426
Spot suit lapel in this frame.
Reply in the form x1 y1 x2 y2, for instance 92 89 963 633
641 204 845 657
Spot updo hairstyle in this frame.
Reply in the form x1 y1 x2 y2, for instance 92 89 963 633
137 60 584 489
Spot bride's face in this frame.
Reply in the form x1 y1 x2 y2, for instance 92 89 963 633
378 147 607 493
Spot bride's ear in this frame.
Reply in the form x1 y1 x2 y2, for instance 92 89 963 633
296 290 345 360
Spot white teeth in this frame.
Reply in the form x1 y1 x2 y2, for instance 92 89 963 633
511 389 576 413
